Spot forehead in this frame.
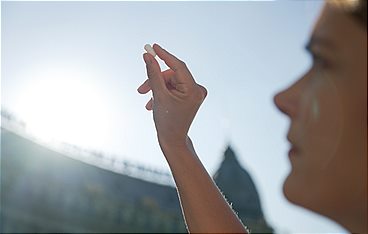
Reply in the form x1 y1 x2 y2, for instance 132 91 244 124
311 4 365 52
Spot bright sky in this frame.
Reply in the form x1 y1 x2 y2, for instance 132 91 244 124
2 1 348 233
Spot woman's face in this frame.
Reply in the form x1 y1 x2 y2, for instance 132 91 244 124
274 3 367 224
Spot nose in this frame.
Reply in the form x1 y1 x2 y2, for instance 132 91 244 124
273 84 298 118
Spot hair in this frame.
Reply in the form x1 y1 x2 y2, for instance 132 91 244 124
328 0 367 29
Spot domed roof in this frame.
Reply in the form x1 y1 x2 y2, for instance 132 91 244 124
213 146 264 220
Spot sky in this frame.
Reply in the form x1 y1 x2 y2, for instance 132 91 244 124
1 1 348 233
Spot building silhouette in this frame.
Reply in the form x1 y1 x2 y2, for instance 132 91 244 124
214 146 273 233
1 121 273 233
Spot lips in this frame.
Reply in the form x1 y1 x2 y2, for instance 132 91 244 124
288 146 299 158
287 134 299 158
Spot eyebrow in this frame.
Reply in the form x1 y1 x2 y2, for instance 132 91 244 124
305 35 337 53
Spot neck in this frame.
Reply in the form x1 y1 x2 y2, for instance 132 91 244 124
332 194 367 234
340 215 367 234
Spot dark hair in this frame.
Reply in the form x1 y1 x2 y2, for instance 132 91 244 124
329 0 367 29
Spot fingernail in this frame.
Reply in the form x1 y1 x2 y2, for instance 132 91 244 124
143 53 151 65
154 44 165 52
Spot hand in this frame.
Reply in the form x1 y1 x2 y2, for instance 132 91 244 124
137 44 207 150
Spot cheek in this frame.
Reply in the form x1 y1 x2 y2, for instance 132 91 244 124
298 72 344 172
284 72 345 206
285 72 344 201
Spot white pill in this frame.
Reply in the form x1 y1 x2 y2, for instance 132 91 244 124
144 44 156 57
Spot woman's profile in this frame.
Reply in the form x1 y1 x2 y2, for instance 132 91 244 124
137 0 367 233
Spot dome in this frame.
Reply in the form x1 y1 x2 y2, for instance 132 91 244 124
213 146 264 220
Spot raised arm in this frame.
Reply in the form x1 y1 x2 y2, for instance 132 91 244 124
137 44 248 233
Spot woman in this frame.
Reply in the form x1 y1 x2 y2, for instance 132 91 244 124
137 1 367 233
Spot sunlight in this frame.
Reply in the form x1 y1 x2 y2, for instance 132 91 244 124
16 65 111 149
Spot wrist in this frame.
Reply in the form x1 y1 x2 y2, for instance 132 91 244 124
158 135 194 155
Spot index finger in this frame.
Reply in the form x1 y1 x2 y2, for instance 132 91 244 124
153 44 187 72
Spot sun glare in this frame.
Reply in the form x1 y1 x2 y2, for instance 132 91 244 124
16 66 111 149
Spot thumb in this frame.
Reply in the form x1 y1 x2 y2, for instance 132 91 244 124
143 53 166 94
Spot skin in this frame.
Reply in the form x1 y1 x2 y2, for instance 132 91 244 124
139 44 247 233
137 3 367 233
274 4 367 233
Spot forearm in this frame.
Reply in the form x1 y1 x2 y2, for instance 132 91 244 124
160 137 248 234
140 44 246 233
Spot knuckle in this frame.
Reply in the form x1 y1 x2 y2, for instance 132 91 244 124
193 86 206 104
147 68 155 78
178 61 187 69
197 84 208 100
199 85 208 98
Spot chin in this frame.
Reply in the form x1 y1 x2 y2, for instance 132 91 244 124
282 172 303 206
282 171 321 214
